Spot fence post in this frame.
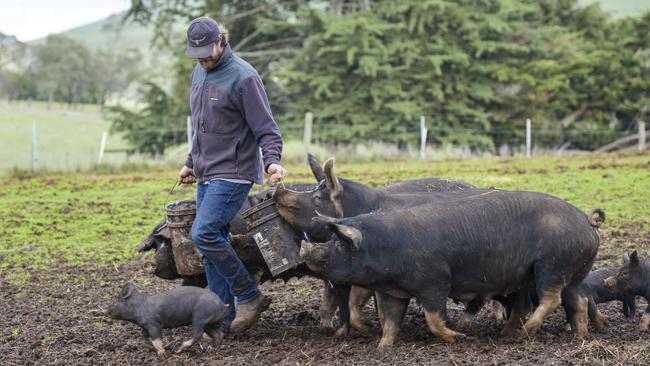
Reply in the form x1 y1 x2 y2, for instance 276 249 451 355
419 115 427 159
31 120 37 173
525 118 532 158
97 131 108 164
639 121 646 152
304 112 313 157
186 116 192 153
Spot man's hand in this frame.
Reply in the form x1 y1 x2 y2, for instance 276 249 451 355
179 165 196 185
267 163 286 184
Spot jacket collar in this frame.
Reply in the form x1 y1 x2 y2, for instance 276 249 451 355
209 43 233 72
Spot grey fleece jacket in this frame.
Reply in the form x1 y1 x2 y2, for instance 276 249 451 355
185 43 282 184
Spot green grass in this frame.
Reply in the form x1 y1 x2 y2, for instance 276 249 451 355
0 100 133 173
0 152 648 283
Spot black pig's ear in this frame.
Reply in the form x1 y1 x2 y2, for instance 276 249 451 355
323 158 342 195
157 225 171 241
323 158 344 217
121 283 136 299
308 153 325 182
623 250 630 264
629 251 639 268
328 223 362 250
139 221 167 252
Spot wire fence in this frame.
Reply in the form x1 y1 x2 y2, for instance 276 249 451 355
7 115 647 174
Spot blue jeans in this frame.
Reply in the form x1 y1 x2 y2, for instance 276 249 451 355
191 179 258 331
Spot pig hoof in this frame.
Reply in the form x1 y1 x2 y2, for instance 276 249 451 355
156 350 167 358
377 338 395 350
563 323 572 332
351 321 371 337
175 340 193 354
319 319 334 330
334 325 349 338
456 314 473 329
442 332 467 344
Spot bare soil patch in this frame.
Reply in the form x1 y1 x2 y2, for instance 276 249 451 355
2 235 648 366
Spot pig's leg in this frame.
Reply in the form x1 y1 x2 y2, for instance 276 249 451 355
140 329 153 347
522 284 563 339
501 290 532 337
319 281 337 329
623 295 636 320
374 293 384 328
561 286 589 339
586 296 606 333
489 301 508 321
375 292 408 350
421 296 465 343
458 298 485 329
175 320 207 354
349 286 373 335
640 307 650 332
204 324 225 349
332 283 351 338
146 327 166 357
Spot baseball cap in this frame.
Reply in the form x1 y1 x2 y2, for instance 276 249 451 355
186 16 221 59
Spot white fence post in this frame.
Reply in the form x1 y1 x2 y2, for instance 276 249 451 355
304 112 313 157
31 120 37 173
639 121 646 152
97 131 108 164
525 118 532 158
186 116 193 153
419 115 427 159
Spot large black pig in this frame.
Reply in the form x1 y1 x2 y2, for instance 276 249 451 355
275 158 486 332
299 191 604 348
604 250 650 331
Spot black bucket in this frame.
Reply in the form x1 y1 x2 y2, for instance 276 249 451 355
165 200 204 276
241 198 303 276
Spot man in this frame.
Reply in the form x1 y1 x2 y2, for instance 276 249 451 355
179 16 286 336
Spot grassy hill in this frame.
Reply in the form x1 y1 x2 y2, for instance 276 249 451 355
28 12 186 67
578 0 650 18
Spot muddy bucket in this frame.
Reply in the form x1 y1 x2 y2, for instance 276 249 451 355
165 200 204 276
241 198 302 276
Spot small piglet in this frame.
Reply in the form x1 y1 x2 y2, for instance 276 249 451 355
604 250 650 332
107 283 228 356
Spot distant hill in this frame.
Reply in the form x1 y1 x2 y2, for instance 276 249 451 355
578 0 650 18
28 11 186 66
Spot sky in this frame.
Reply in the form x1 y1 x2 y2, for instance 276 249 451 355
0 0 131 42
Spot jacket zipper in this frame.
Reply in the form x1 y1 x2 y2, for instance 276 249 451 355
195 74 208 179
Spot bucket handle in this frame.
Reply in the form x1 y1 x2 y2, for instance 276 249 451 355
163 180 192 211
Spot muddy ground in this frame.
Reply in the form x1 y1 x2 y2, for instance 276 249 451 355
2 234 649 366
